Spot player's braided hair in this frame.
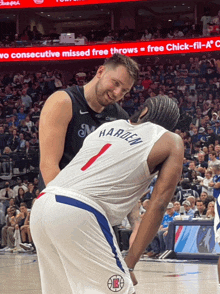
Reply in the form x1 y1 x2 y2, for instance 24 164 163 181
138 96 180 131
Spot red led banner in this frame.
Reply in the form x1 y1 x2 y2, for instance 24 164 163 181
0 36 220 63
0 0 144 9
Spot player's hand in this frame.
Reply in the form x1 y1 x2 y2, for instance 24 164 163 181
130 271 138 286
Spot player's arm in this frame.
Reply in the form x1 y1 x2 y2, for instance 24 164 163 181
39 91 72 186
124 133 184 270
127 203 141 248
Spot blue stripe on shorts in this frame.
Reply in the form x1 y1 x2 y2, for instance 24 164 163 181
55 195 125 273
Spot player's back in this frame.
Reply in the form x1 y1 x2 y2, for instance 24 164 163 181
47 120 167 225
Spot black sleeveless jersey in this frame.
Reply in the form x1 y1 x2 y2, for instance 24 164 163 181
39 85 128 191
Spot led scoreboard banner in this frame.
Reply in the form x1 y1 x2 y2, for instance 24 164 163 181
0 36 220 62
0 0 146 9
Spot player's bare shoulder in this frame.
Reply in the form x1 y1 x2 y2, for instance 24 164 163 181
147 131 184 174
40 90 72 125
162 131 184 152
41 90 72 115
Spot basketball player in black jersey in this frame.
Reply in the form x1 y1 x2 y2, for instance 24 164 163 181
39 54 138 190
38 54 140 246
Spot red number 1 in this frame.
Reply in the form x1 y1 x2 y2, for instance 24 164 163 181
81 143 112 171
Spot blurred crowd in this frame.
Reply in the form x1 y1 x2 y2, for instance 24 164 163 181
0 18 213 48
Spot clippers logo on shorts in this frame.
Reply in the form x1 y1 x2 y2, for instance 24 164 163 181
107 275 124 292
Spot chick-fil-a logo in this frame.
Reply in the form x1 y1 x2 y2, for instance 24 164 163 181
33 0 44 4
0 0 20 6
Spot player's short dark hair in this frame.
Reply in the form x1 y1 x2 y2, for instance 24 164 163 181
138 96 180 131
104 54 139 82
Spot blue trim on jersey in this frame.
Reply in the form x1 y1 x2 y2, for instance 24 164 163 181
217 200 220 231
55 195 125 273
213 175 220 199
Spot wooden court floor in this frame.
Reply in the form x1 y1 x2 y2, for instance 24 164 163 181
0 252 219 294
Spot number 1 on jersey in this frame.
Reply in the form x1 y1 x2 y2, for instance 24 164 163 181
81 143 112 171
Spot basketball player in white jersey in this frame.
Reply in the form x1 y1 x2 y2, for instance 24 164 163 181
30 96 184 294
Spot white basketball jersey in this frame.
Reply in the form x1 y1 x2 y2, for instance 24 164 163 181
48 120 168 225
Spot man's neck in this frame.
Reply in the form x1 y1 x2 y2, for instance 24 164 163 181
83 81 105 113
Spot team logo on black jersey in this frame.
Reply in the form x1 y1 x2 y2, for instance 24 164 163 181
78 124 96 138
107 275 124 292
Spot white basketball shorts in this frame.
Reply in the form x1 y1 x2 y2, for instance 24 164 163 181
30 186 135 294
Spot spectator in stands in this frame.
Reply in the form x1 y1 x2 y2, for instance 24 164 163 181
75 68 87 86
215 145 220 158
186 196 197 213
0 181 13 213
142 73 152 90
21 88 32 111
33 177 39 191
157 203 179 253
201 10 212 36
0 199 5 226
173 28 184 38
182 200 194 218
206 201 215 218
177 79 187 94
0 126 8 154
133 79 144 97
32 26 42 41
173 201 181 213
103 31 114 43
0 206 16 252
15 202 30 242
176 179 199 204
17 107 27 122
207 127 219 146
7 129 19 152
44 70 56 95
24 183 35 209
76 33 88 43
29 133 39 151
141 29 152 41
209 144 215 153
184 160 197 178
54 71 63 90
1 147 13 175
18 119 29 138
25 116 34 132
194 199 207 218
200 191 209 202
195 152 208 176
208 151 220 168
17 133 26 152
200 170 213 196
27 83 41 103
167 30 174 39
30 103 41 124
15 187 26 207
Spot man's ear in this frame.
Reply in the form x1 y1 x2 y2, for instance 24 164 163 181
139 107 148 120
96 66 105 79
